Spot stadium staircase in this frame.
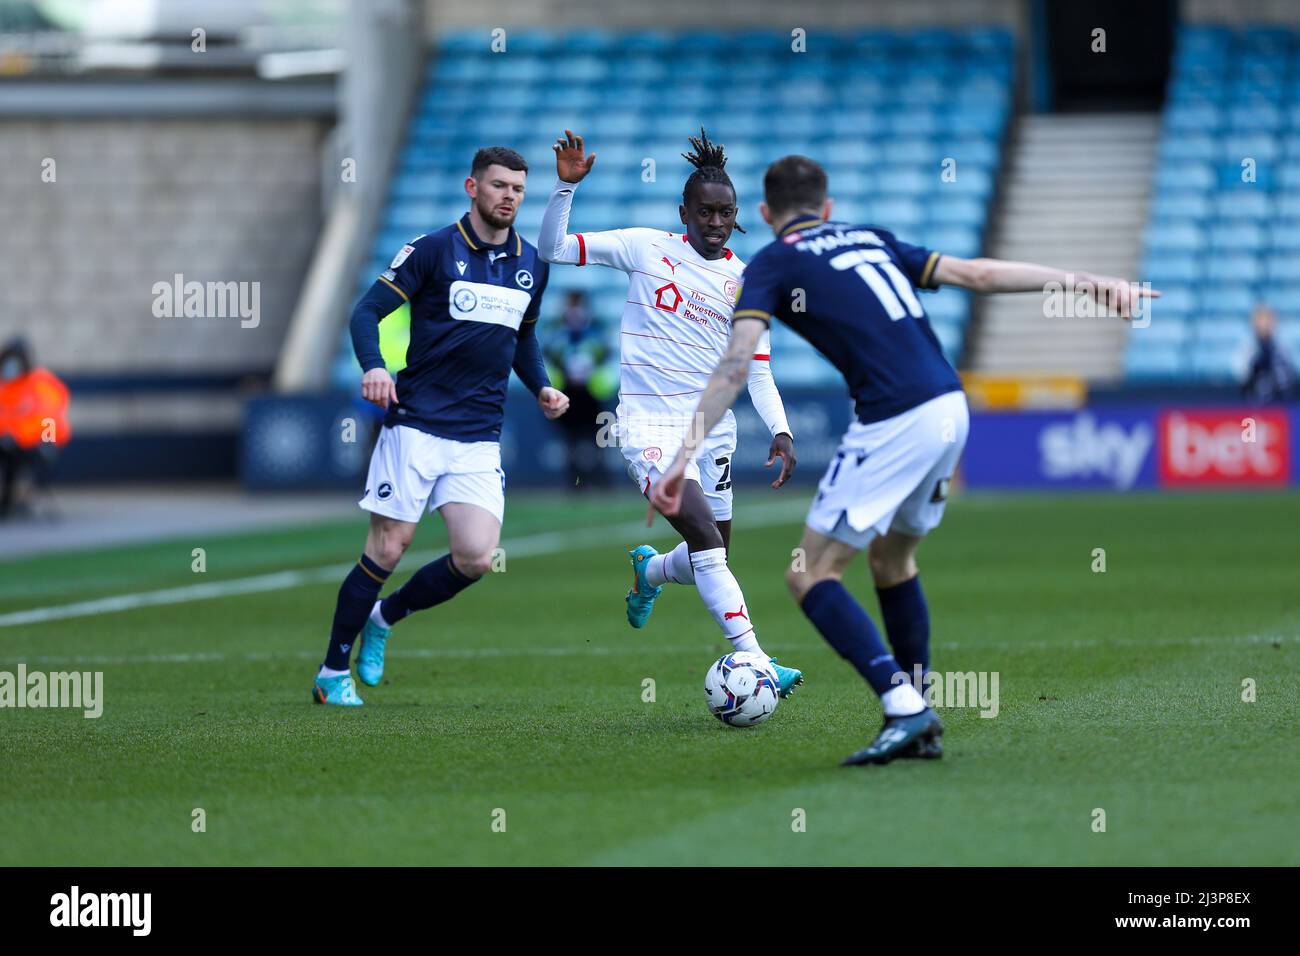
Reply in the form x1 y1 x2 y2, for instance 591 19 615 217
970 113 1160 380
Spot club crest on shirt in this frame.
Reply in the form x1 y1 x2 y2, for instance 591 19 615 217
643 447 662 462
724 279 738 303
515 269 534 289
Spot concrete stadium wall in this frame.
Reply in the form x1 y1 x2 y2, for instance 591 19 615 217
0 118 325 377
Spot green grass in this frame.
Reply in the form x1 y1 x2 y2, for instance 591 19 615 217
0 491 1296 865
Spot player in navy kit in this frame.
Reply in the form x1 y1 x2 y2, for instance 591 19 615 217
313 146 569 706
651 155 1157 763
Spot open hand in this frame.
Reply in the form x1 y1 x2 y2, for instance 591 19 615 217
553 129 596 183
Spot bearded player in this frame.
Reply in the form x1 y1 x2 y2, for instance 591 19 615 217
652 155 1158 763
312 146 569 706
538 129 803 697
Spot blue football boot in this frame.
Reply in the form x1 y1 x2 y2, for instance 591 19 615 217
841 709 943 766
356 617 390 687
769 658 804 699
312 673 363 707
625 545 662 629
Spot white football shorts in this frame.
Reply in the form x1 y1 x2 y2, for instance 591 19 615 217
359 424 505 525
807 389 969 549
619 412 737 521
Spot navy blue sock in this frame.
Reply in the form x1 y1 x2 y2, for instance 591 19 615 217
876 574 930 681
324 554 390 671
800 579 904 697
380 554 477 625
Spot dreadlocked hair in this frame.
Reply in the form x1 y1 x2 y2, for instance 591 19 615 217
681 126 745 233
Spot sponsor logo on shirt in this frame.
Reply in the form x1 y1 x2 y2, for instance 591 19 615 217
448 280 531 330
654 282 682 312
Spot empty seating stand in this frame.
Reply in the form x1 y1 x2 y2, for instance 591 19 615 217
336 27 1015 389
1131 24 1300 384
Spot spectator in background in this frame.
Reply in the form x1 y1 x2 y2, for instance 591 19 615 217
1242 303 1296 402
0 337 70 517
544 291 617 488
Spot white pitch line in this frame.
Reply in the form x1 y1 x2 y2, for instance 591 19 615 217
0 500 810 629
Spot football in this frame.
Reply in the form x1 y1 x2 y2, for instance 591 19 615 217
703 652 781 727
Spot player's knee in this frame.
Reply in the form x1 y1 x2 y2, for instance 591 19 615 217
369 529 412 570
786 564 837 602
452 549 494 579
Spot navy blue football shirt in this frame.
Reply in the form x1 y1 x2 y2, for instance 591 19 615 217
352 213 550 442
733 218 961 423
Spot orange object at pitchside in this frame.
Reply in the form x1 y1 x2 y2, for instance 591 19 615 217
0 368 70 449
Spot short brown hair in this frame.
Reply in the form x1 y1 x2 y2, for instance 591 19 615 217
763 155 827 218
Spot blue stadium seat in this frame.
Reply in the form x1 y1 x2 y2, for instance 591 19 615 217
1150 285 1198 316
1124 347 1188 381
1267 285 1300 311
1211 190 1271 220
926 287 971 326
1142 254 1199 284
1150 191 1211 220
1205 255 1262 283
1145 220 1205 252
1195 317 1254 348
1187 341 1250 381
1265 255 1300 282
1155 163 1215 191
1269 223 1300 250
1206 285 1260 314
1133 318 1189 347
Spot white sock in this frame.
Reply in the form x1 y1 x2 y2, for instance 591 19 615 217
369 600 391 629
646 542 695 587
689 547 764 656
318 665 349 679
881 683 927 717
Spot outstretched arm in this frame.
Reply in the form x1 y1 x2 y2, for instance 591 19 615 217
538 130 644 272
538 129 597 265
933 256 1159 318
648 317 767 517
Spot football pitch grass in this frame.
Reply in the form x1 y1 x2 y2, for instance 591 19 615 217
0 490 1295 866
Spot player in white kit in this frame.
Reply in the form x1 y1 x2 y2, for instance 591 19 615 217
538 129 804 696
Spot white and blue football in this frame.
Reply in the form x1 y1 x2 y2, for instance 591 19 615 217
704 652 781 727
